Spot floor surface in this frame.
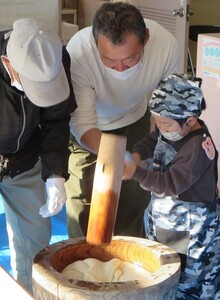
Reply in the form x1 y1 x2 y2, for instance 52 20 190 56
0 195 68 275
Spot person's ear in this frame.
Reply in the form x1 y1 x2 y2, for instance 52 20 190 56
143 28 150 46
1 55 20 82
1 55 13 77
186 116 197 128
1 55 10 67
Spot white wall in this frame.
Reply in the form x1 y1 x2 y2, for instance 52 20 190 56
0 0 61 33
189 0 220 68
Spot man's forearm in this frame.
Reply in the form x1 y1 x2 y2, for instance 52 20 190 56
80 128 102 155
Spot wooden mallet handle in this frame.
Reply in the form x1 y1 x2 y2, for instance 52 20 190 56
86 133 127 245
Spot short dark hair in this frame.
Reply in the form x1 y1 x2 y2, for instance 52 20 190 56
92 2 147 45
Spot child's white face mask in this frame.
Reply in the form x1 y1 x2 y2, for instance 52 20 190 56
160 121 189 141
160 129 184 141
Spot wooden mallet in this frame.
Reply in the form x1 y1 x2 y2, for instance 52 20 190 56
86 133 127 245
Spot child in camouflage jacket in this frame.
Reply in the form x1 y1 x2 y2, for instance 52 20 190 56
123 74 220 300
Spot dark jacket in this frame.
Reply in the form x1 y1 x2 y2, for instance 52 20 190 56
0 30 77 181
133 122 218 207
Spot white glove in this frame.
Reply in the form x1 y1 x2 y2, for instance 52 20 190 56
39 178 67 218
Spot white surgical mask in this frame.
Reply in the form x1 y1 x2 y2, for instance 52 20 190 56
160 120 190 142
105 59 143 80
161 121 190 141
160 129 184 142
11 79 23 91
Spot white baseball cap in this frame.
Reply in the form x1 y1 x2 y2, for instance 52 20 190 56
7 18 70 107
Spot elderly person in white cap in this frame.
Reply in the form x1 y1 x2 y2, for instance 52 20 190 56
123 74 220 299
0 18 76 293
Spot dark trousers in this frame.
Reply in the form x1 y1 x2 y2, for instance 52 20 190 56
65 109 151 238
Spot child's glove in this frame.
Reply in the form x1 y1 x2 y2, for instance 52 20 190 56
39 178 67 218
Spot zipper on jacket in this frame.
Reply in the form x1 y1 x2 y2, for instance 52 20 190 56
13 95 26 153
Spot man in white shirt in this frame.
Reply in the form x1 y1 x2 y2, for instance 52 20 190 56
66 2 180 238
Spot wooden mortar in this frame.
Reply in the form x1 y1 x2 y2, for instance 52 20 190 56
32 236 181 300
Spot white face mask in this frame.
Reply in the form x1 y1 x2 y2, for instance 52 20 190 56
105 59 143 80
160 120 190 142
11 79 23 91
160 130 184 141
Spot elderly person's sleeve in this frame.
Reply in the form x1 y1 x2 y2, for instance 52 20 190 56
40 47 77 181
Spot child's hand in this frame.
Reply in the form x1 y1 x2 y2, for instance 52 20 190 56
123 151 137 180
